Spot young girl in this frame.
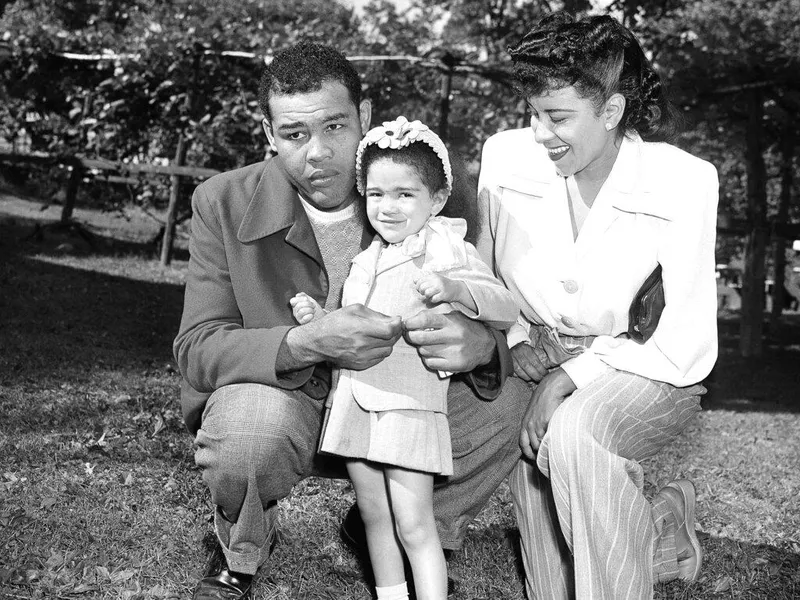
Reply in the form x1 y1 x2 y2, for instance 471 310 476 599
291 116 518 600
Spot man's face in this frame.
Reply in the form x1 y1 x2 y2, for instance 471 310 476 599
264 81 371 211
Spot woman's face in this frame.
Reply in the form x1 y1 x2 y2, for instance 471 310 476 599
527 86 621 180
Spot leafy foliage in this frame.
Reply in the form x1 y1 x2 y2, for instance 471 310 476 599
1 0 361 210
2 0 800 350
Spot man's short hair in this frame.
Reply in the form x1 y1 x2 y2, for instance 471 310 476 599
258 41 362 120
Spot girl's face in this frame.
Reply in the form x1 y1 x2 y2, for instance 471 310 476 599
364 157 447 244
526 85 622 181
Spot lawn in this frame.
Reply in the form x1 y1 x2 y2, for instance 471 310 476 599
1 192 799 599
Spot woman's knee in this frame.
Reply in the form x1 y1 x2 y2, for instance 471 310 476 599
544 395 612 470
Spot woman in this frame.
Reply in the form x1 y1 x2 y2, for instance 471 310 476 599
477 12 718 599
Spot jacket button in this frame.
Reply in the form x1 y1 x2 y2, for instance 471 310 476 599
562 279 579 294
561 315 576 328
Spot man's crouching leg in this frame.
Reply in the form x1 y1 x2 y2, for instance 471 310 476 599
193 383 325 597
433 376 529 549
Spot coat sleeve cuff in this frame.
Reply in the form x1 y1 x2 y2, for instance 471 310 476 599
559 350 614 389
464 327 511 400
506 322 531 349
266 325 315 389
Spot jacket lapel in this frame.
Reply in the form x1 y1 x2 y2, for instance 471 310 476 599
374 249 415 275
236 158 321 265
573 136 642 261
501 145 575 257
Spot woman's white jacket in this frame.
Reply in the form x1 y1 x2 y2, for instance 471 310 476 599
477 128 719 389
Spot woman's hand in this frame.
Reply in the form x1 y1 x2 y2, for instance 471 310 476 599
520 367 577 460
511 342 548 383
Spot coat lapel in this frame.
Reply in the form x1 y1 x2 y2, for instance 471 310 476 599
573 136 644 261
236 157 371 266
502 144 575 259
375 250 414 275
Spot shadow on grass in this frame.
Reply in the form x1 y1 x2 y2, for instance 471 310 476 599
1 215 186 434
1 209 189 261
657 534 800 599
703 314 800 414
468 527 800 599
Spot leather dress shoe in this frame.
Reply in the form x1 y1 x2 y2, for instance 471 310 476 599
340 503 457 597
660 479 703 582
192 568 253 600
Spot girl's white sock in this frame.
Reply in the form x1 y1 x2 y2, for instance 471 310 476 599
375 581 409 600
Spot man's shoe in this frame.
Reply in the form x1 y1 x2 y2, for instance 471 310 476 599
192 568 253 600
340 503 458 597
660 479 703 582
340 504 375 587
340 504 369 560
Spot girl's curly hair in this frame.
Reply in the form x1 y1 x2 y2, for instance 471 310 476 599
508 12 681 142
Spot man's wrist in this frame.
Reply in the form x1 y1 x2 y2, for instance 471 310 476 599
277 324 322 374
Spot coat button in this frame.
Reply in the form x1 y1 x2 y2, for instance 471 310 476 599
562 279 579 294
561 315 576 328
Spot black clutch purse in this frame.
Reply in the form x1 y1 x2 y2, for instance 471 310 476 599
628 264 664 344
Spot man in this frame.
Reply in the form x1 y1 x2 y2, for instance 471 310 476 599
174 41 528 600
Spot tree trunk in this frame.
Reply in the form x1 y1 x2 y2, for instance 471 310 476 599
770 133 794 328
160 48 200 267
60 92 92 224
739 90 768 358
438 65 453 143
60 158 82 224
160 135 189 267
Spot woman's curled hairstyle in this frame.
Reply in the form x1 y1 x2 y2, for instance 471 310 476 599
508 12 681 142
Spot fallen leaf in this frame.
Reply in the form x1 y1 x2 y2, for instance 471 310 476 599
111 569 135 583
152 414 165 437
41 497 57 510
714 576 732 592
45 549 64 569
145 584 173 597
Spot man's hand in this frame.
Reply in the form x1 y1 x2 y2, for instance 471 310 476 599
280 304 403 372
403 309 495 373
510 342 548 383
520 367 577 460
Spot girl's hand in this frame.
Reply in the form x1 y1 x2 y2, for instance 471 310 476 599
289 292 325 324
510 342 548 383
519 367 577 460
415 272 458 304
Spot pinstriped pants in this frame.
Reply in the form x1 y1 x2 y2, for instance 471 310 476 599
510 370 704 599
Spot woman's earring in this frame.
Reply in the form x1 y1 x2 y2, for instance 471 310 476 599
605 123 613 131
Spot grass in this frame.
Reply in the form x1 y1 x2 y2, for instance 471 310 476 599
1 191 799 599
